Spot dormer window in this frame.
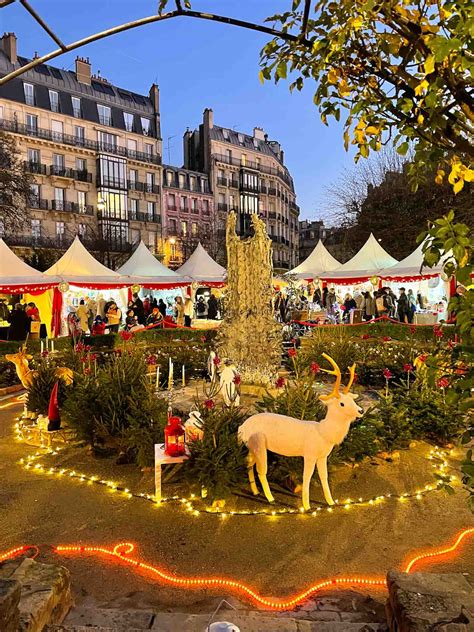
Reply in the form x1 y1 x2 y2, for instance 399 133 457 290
238 133 244 144
124 112 134 132
141 117 151 136
223 129 229 140
71 96 81 118
49 90 59 112
24 83 35 106
97 104 112 126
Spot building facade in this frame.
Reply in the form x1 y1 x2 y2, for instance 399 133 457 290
0 33 163 265
183 109 299 270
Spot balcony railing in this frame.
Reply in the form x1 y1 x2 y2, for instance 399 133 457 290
129 210 161 223
4 233 134 252
24 161 46 175
229 179 239 188
145 183 160 194
0 118 161 165
217 203 228 212
217 177 228 186
50 165 73 178
127 180 144 191
28 197 49 210
268 187 277 196
51 200 73 212
70 203 94 216
97 176 127 189
212 153 294 189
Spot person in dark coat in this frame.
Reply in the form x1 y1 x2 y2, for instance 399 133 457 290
207 294 219 320
132 293 145 324
158 299 167 319
8 303 30 341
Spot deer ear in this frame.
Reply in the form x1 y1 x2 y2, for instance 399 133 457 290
26 354 33 361
350 393 359 400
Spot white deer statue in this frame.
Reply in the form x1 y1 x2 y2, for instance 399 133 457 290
238 353 362 510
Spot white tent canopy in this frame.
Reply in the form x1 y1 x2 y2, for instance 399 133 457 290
176 243 226 285
379 240 450 281
44 236 126 287
117 241 189 287
0 238 59 291
322 233 398 283
288 240 341 279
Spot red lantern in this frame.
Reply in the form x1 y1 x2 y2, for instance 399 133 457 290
164 416 186 457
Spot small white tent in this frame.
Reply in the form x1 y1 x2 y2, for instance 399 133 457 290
0 239 58 292
117 241 189 288
44 236 127 288
176 243 226 285
322 233 398 284
379 241 448 281
288 240 341 279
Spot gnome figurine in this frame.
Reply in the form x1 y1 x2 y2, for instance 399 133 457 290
47 381 61 431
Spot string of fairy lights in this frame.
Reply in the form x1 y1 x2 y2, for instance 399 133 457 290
14 419 458 519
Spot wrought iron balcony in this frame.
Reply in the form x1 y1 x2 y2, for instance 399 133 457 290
24 161 47 175
28 197 49 210
217 177 228 186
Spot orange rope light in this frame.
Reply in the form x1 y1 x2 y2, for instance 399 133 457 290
0 545 29 562
0 398 23 410
403 527 474 573
54 528 474 610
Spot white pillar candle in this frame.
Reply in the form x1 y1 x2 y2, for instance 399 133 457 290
51 339 55 353
155 365 160 388
40 340 44 353
168 358 173 390
182 364 185 386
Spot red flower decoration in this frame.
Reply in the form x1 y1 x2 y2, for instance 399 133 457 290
361 334 370 340
84 345 92 352
433 326 443 338
83 367 91 375
382 336 391 342
213 355 221 366
418 354 428 363
204 399 215 410
383 368 393 380
403 363 413 373
232 374 241 386
75 342 84 352
89 353 98 362
41 350 49 358
146 354 157 365
201 336 207 343
119 330 133 341
410 325 416 334
275 377 286 389
80 356 88 363
447 339 455 350
291 338 297 345
436 377 449 389
310 361 320 374
288 348 297 358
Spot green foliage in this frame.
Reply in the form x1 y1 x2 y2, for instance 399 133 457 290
183 404 248 501
26 359 69 415
0 360 19 388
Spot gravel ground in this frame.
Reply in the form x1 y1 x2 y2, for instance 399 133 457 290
0 398 473 614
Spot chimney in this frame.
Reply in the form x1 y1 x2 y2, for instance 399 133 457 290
1 32 17 64
253 126 265 141
183 128 193 169
149 83 161 139
203 108 213 130
75 56 91 85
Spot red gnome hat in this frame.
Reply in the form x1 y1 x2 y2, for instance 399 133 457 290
47 381 61 431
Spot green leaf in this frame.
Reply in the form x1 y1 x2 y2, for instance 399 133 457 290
276 61 288 79
396 142 409 156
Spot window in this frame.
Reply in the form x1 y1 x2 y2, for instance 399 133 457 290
49 90 59 112
98 130 117 150
29 183 40 206
97 104 112 126
51 120 63 141
166 171 173 186
24 83 35 105
71 96 81 118
180 196 187 211
56 221 65 238
226 149 232 162
31 219 41 239
77 191 87 213
129 198 138 216
54 187 65 210
191 198 197 212
178 173 185 188
0 105 3 120
53 153 65 169
147 201 155 218
76 158 87 172
223 129 229 140
203 199 209 214
189 176 195 191
146 172 154 191
145 143 153 157
97 154 126 189
124 112 134 132
191 222 198 236
74 125 85 145
238 133 244 144
27 148 40 165
25 113 38 132
141 117 151 136
78 223 86 238
169 218 177 234
127 138 137 153
181 220 188 236
229 194 235 210
168 193 176 209
218 193 225 205
241 153 246 166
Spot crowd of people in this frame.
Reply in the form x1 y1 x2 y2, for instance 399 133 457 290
1 300 43 341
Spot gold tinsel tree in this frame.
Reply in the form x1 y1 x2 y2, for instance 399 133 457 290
218 212 282 385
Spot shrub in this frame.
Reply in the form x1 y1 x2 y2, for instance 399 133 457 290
0 359 20 388
26 359 69 414
183 403 248 501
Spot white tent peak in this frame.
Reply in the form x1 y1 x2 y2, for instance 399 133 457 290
379 238 451 279
45 236 120 279
0 238 48 279
324 233 398 280
176 243 226 283
117 241 180 278
288 240 340 279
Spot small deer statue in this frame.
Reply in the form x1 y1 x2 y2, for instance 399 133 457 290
238 353 362 510
6 345 73 389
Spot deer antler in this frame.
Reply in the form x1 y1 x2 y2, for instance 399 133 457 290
344 363 357 393
319 353 342 400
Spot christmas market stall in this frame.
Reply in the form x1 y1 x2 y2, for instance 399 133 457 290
288 239 341 281
44 236 130 337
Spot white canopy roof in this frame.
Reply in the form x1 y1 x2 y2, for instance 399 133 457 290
117 241 189 287
288 240 341 279
44 236 126 287
379 240 450 280
176 243 226 285
0 239 59 291
322 233 398 283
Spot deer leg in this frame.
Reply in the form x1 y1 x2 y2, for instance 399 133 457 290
317 457 335 506
246 451 259 496
248 433 274 504
302 458 316 511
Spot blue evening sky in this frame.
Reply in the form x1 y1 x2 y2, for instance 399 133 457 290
1 0 356 222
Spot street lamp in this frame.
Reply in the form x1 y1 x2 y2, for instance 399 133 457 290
97 197 106 214
169 237 176 245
